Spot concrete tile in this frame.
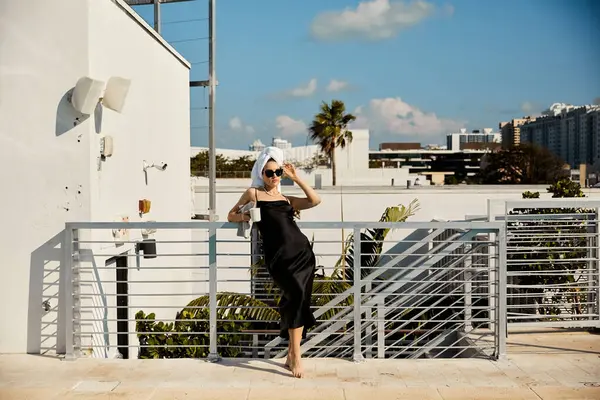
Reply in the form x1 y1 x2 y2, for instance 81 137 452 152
0 388 62 400
530 386 600 400
71 380 121 392
151 388 250 400
344 388 443 400
249 388 344 400
58 389 155 400
437 387 540 400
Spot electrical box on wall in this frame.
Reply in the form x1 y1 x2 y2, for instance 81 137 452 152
100 136 114 157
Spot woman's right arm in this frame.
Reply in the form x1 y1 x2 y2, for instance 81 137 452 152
227 188 254 222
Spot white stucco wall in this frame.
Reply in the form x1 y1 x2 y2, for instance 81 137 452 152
0 0 191 354
193 185 600 289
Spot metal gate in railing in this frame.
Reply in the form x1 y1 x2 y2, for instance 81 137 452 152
59 221 506 361
503 200 600 328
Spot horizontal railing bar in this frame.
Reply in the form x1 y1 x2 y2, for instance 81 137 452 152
507 233 598 238
77 266 210 270
507 258 594 263
508 271 599 276
66 221 504 230
507 292 596 298
508 246 597 251
508 314 598 320
76 240 210 244
505 199 600 208
507 282 595 288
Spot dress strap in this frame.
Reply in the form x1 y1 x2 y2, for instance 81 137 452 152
254 187 259 202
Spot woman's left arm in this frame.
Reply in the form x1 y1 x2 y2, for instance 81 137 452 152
283 163 321 211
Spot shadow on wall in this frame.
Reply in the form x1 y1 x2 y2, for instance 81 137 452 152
55 89 89 136
27 231 64 355
94 102 103 134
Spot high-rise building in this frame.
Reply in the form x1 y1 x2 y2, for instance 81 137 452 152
519 103 600 167
500 117 536 148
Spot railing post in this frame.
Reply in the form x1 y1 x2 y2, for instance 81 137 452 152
365 282 372 359
593 208 600 324
497 227 507 360
488 202 497 332
377 296 385 359
208 225 220 362
352 228 364 362
464 248 473 332
60 226 76 360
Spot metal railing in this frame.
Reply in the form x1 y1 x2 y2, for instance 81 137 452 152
469 199 600 329
503 200 600 328
59 221 506 361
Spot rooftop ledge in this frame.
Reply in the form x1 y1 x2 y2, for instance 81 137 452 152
111 0 191 69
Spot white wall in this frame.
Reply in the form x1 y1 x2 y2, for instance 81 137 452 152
0 0 191 355
193 184 600 298
0 0 93 355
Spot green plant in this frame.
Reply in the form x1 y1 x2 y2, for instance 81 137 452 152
445 175 459 185
547 178 584 198
522 191 540 199
190 151 255 178
135 298 252 359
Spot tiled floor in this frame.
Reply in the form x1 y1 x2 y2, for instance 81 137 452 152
1 331 599 399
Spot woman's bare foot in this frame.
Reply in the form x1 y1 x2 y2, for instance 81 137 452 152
289 355 304 378
284 344 292 370
284 355 291 370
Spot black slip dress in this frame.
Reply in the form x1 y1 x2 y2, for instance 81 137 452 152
254 188 317 339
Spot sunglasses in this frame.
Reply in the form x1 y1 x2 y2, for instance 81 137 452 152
264 168 283 178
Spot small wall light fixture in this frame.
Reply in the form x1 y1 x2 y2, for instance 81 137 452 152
68 76 131 115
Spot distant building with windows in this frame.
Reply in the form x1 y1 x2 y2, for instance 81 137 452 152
446 128 501 151
370 143 489 184
500 117 536 148
248 139 265 152
518 103 600 168
271 137 292 150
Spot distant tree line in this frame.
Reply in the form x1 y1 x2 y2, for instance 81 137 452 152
190 151 255 178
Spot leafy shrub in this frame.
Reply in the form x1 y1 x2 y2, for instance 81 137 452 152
135 308 249 359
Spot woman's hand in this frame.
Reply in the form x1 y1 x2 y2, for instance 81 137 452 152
283 163 300 182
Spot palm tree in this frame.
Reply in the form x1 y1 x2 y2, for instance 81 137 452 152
309 100 356 186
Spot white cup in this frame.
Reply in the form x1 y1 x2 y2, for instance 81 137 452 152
249 207 261 222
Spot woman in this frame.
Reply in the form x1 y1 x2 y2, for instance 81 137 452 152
227 147 321 378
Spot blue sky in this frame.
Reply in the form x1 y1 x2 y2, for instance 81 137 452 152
132 0 600 149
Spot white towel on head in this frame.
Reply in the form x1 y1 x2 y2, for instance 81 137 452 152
250 146 285 190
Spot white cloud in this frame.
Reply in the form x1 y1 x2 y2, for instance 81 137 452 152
228 116 255 134
310 0 438 41
275 115 307 136
351 97 464 136
287 78 317 97
326 79 350 92
520 101 535 114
